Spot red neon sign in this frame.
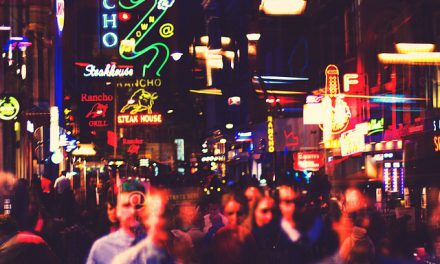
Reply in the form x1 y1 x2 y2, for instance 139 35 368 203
117 113 162 125
284 130 299 147
127 144 140 154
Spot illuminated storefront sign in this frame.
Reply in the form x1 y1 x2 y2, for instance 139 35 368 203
119 0 175 77
368 118 384 135
340 127 366 156
267 116 275 152
0 96 20 120
228 96 241 106
115 79 162 88
293 152 324 172
101 0 118 47
83 64 134 77
236 132 252 142
127 144 140 154
56 0 64 34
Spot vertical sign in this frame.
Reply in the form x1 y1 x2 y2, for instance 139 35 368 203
102 0 118 48
267 116 275 152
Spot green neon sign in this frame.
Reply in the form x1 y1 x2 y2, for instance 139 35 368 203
119 0 174 77
0 96 20 120
368 118 384 135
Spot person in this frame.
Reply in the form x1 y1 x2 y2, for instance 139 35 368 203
53 171 70 195
86 180 146 264
111 188 174 264
269 185 311 263
208 192 258 264
0 214 58 264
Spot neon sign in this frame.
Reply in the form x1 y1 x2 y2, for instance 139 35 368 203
284 130 299 147
127 144 140 154
83 64 134 77
120 88 158 114
368 118 384 135
101 0 118 47
267 116 275 152
115 79 162 88
117 113 162 125
56 0 64 34
319 65 351 135
81 93 113 102
119 0 175 77
123 138 143 145
343 73 359 92
0 96 20 120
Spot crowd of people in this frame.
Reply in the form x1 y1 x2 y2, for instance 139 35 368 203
0 170 439 263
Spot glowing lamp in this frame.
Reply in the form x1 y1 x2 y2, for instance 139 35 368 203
247 33 261 41
225 123 233 129
170 52 183 61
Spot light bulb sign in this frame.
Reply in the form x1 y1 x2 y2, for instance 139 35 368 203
0 96 20 120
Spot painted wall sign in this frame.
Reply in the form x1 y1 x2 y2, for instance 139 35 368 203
0 96 20 120
101 0 118 47
267 116 275 152
118 0 176 77
293 152 324 172
82 64 134 78
368 118 384 135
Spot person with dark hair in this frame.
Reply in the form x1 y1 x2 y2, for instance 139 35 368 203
86 180 146 264
0 214 58 264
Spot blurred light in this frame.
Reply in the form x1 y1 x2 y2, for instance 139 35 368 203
228 96 241 106
378 52 440 65
219 138 226 144
167 109 173 114
395 43 435 53
200 36 231 46
190 88 222 95
170 52 183 61
51 150 63 164
255 89 306 95
247 33 261 41
21 64 26 79
260 0 306 15
252 75 309 84
118 12 131 21
225 123 233 129
0 26 11 31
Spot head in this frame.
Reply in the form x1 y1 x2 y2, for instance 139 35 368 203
244 186 263 209
116 181 146 235
278 185 297 222
221 193 246 226
254 196 274 228
177 201 199 228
